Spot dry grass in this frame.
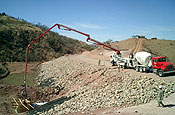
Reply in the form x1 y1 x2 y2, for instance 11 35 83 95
111 38 175 64
144 39 175 64
111 38 138 50
0 62 39 86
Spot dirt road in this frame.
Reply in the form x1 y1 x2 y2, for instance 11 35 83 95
132 38 145 53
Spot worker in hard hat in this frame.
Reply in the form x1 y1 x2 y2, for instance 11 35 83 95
157 85 165 107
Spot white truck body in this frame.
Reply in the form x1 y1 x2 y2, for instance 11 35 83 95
110 51 153 72
135 52 152 67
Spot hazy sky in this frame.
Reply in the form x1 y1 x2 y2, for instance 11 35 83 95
1 0 175 42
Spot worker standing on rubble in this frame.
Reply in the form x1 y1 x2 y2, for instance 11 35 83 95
157 85 165 107
118 65 120 72
98 59 101 66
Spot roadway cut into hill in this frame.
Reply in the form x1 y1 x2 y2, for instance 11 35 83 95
132 38 145 54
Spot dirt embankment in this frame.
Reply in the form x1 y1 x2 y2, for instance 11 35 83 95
28 38 175 114
29 38 175 114
28 56 175 115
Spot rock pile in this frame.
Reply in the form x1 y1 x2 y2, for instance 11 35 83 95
29 56 175 115
36 56 98 88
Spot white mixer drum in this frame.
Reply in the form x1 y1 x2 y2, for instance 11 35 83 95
135 52 152 66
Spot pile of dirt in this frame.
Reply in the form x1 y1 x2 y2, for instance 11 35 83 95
28 56 175 114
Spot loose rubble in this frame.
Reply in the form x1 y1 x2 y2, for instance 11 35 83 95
28 56 175 115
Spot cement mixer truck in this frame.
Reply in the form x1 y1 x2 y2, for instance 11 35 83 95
110 52 175 77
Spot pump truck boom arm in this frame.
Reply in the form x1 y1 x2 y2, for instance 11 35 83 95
60 25 121 55
59 25 121 55
24 23 120 98
57 25 121 54
86 38 121 55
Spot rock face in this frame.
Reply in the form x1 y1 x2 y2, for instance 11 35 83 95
29 56 175 115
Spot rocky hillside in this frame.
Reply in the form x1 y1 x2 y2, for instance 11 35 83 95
0 13 94 62
28 56 175 114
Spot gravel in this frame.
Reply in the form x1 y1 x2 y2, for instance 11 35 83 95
28 56 175 115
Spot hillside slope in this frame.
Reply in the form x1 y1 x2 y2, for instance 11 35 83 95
110 38 175 63
110 38 138 51
28 56 175 114
143 39 175 64
0 14 94 62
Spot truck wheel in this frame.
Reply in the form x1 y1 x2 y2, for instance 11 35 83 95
112 61 116 66
135 66 139 72
157 69 164 77
124 63 128 69
145 69 149 73
139 67 143 72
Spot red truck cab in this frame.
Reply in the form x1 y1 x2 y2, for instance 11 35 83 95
152 56 175 77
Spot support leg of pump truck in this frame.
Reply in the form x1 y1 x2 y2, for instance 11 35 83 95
12 98 34 113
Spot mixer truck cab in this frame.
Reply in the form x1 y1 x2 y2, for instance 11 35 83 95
152 56 175 77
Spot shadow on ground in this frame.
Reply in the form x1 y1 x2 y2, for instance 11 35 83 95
28 96 75 115
164 73 175 77
164 104 175 108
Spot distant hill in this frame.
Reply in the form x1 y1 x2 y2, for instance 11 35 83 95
111 38 175 64
0 13 94 62
143 39 175 64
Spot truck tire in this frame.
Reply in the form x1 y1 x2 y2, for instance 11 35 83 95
124 63 128 69
139 67 143 72
111 61 116 66
145 67 149 73
135 66 139 72
157 69 164 77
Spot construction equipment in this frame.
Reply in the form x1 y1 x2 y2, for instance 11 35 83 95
110 51 175 77
12 98 34 113
15 24 120 113
24 24 121 98
24 24 121 96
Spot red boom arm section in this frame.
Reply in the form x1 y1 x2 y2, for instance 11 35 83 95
86 38 121 54
24 24 120 96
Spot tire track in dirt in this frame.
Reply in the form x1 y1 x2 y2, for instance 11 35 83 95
132 38 145 54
